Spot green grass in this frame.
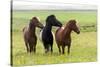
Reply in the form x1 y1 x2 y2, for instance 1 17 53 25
12 10 97 32
12 31 97 66
12 10 97 66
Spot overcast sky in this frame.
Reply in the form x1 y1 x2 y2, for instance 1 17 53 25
13 0 97 10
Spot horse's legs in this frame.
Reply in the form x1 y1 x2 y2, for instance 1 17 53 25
62 45 65 54
57 44 61 54
46 45 49 53
43 42 48 53
50 44 53 54
50 40 53 54
29 43 33 53
68 45 71 55
33 40 37 53
25 42 29 52
33 44 36 53
33 47 36 53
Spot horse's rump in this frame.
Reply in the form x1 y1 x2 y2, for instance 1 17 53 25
55 27 64 41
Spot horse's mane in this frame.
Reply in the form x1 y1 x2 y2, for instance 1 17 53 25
29 17 38 27
65 20 76 28
46 15 55 24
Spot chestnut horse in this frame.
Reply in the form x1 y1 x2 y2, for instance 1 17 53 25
55 20 80 55
23 17 44 53
40 15 62 53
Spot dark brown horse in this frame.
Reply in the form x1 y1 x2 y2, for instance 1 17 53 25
55 20 80 55
23 17 44 53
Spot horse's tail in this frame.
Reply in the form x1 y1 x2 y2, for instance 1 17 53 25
39 29 43 42
23 28 25 32
22 27 26 32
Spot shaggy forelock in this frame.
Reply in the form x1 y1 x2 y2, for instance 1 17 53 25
32 16 40 22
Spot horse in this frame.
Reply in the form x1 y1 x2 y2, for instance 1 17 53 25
40 15 62 53
55 20 80 55
23 17 44 53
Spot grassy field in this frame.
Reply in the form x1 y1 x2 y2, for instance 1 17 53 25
12 10 97 66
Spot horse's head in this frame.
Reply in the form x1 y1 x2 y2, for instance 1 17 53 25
68 20 80 34
30 17 44 29
46 15 62 27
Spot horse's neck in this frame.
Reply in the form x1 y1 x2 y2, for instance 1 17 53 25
29 26 36 36
63 27 72 37
45 24 52 32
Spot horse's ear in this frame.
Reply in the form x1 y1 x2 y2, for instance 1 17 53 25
73 20 76 23
31 17 37 22
30 19 32 22
50 15 55 17
46 16 51 22
33 17 37 19
71 20 76 24
31 17 38 21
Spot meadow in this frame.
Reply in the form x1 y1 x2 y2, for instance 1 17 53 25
12 10 97 66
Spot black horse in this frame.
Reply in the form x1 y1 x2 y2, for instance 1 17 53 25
40 15 62 53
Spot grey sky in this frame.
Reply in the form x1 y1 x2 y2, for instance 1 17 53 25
13 0 97 10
